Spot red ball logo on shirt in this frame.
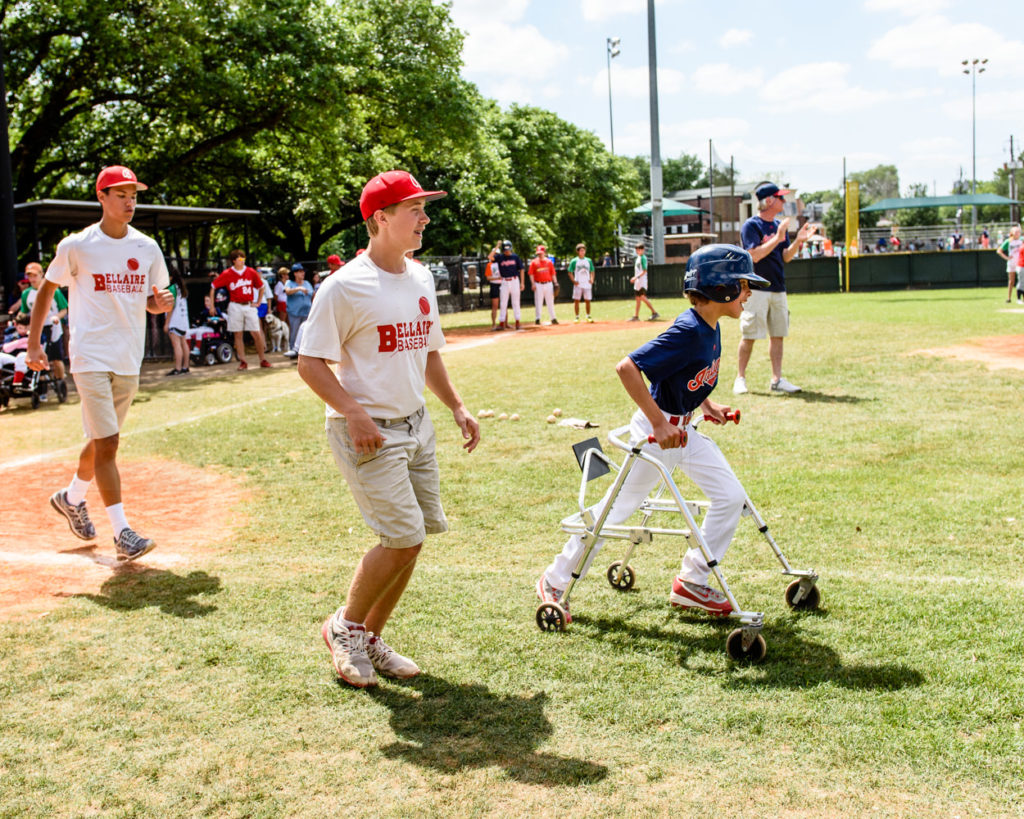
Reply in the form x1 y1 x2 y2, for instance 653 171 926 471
126 258 140 271
418 296 430 316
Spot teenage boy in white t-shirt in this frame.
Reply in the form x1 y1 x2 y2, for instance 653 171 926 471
568 242 595 323
298 170 480 688
628 242 660 322
27 165 174 561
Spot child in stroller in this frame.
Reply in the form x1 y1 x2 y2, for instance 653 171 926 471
0 315 67 408
186 294 234 366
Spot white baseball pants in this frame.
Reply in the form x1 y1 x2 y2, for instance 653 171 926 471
533 281 556 321
499 278 521 323
544 408 746 589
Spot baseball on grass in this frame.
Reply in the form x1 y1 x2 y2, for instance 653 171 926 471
510 413 520 421
552 408 562 417
546 414 557 424
498 412 509 420
478 409 487 418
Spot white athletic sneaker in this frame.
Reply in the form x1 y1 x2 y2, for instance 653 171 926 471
366 633 420 679
733 376 748 395
322 618 377 688
770 376 801 394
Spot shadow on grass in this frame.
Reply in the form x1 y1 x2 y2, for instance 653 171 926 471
72 568 221 618
742 390 874 404
572 612 924 691
368 674 607 786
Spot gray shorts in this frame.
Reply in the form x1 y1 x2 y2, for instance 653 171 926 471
326 406 448 549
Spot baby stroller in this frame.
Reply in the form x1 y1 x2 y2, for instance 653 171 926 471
536 413 821 661
188 315 234 367
0 360 68 409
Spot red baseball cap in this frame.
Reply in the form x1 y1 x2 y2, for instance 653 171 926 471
326 254 342 265
96 165 148 193
536 244 547 253
359 170 446 220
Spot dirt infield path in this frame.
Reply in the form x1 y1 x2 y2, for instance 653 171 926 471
0 459 247 619
911 334 1024 371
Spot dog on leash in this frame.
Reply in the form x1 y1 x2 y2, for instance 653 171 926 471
264 313 289 353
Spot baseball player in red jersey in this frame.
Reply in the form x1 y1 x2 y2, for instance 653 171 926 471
528 244 558 325
27 165 174 561
298 170 480 688
210 249 270 370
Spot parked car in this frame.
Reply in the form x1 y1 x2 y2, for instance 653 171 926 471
429 264 450 291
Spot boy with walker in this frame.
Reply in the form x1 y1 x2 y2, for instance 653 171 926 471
537 244 768 620
298 170 480 688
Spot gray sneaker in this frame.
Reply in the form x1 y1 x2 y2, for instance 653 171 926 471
50 490 96 540
366 633 420 679
648 312 661 320
770 376 801 394
322 617 377 688
113 528 156 562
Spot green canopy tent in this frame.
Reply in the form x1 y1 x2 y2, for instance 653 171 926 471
859 193 1020 212
631 198 706 215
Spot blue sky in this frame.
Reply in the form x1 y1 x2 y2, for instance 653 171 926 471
447 0 1024 197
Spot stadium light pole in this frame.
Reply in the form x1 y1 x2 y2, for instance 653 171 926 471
962 57 987 244
607 37 621 264
646 0 664 264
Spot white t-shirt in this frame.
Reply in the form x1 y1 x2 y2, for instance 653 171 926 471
299 253 445 420
633 253 648 290
23 288 63 342
45 223 169 375
570 256 593 287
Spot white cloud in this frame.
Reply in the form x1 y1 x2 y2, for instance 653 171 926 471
692 63 759 95
718 28 752 48
580 0 672 22
448 0 530 28
592 65 686 99
460 22 569 81
869 16 1024 77
863 0 949 15
941 90 1022 122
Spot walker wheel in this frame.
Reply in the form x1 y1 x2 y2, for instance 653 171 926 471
535 602 567 632
31 390 40 409
726 628 767 662
606 561 636 591
784 579 821 610
56 379 68 404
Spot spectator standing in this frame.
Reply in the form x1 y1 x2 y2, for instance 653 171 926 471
568 242 596 323
528 244 558 325
733 183 814 395
323 254 344 279
274 267 290 320
485 243 503 330
210 249 270 370
628 241 659 322
164 267 190 375
601 252 613 267
285 262 314 353
27 165 173 561
7 276 30 315
297 169 479 688
21 261 68 389
996 226 1023 303
495 240 525 331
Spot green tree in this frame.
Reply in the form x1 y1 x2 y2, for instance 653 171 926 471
849 164 900 202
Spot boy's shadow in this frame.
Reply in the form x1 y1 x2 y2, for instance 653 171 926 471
368 674 607 786
70 566 221 618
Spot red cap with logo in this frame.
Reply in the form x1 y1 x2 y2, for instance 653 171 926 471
96 166 148 193
359 170 446 220
536 245 547 253
326 254 343 265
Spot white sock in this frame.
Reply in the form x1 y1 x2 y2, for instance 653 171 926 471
65 474 91 506
338 609 365 631
105 503 130 537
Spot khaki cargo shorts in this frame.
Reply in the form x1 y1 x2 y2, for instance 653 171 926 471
73 371 139 439
326 406 448 549
226 301 261 332
740 290 790 339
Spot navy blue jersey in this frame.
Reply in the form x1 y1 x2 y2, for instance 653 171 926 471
628 308 721 415
496 253 524 278
741 215 789 291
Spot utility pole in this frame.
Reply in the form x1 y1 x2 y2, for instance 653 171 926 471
646 0 664 263
0 39 19 304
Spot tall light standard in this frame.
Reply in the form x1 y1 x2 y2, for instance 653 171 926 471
962 57 987 243
606 37 620 155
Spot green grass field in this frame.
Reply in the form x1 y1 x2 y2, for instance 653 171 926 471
2 289 1023 817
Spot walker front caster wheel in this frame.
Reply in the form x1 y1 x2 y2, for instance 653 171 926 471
784 579 821 610
606 561 636 591
536 602 568 632
726 628 767 662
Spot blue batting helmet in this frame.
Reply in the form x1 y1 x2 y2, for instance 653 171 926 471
684 244 769 303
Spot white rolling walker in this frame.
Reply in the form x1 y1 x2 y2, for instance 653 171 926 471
536 412 821 661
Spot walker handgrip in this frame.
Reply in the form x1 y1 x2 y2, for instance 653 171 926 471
725 409 741 424
647 430 688 447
